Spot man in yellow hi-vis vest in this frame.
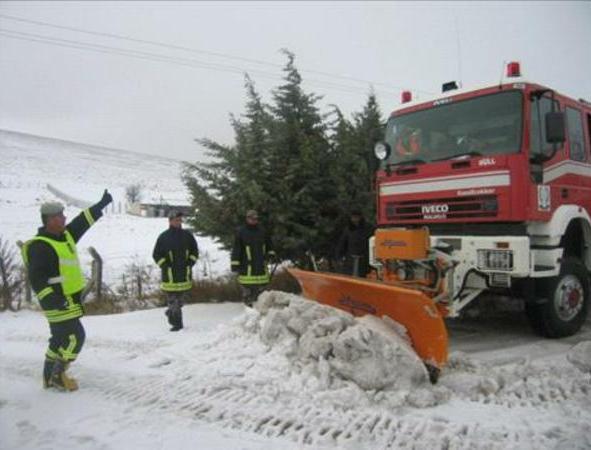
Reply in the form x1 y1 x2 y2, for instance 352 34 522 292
21 189 112 391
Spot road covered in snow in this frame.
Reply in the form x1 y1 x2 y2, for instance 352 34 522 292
2 291 591 450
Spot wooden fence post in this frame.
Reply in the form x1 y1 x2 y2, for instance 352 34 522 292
22 266 32 304
89 247 103 301
16 240 31 308
82 247 103 301
0 255 12 311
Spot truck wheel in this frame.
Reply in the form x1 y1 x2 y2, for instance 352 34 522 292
525 257 590 338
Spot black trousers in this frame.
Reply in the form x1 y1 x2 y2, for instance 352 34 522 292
340 255 370 278
165 291 190 327
240 284 267 306
46 318 86 362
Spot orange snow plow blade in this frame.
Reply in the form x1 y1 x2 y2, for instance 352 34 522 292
288 268 448 370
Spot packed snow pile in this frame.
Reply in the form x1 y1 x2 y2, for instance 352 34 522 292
254 291 429 391
233 292 591 416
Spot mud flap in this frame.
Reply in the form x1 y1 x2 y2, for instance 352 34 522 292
288 268 448 371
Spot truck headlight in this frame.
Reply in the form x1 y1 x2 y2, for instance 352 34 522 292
374 142 390 160
477 249 513 271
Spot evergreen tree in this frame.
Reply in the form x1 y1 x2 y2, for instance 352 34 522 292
183 52 384 267
350 90 384 221
183 74 272 248
264 49 334 261
327 91 383 231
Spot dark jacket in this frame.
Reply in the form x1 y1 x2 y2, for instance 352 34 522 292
231 224 275 285
25 203 103 315
335 218 374 277
152 227 199 292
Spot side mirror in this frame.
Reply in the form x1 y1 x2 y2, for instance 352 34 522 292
545 111 565 144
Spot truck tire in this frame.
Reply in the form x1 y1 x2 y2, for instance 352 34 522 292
525 257 590 338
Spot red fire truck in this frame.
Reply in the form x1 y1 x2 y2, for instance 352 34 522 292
373 61 591 336
289 62 591 375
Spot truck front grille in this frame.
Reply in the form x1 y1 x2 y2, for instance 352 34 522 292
385 195 498 221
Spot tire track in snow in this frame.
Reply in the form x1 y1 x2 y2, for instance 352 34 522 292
0 355 580 449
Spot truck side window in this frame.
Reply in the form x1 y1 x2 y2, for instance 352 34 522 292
530 96 560 157
566 107 586 162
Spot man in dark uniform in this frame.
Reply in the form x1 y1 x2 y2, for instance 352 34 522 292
21 189 113 391
152 210 199 331
231 209 276 307
335 209 374 277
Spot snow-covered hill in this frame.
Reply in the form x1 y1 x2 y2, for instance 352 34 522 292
0 129 229 286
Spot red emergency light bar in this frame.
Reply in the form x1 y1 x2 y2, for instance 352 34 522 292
506 61 521 77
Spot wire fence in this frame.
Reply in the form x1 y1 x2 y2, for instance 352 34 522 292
2 238 298 315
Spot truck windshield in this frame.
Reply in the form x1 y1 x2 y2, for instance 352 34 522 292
382 91 523 166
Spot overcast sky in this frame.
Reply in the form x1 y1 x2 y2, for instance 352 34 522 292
1 1 590 162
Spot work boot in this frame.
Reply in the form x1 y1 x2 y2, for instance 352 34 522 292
49 360 79 391
168 304 183 331
169 311 183 331
43 358 55 389
61 363 79 390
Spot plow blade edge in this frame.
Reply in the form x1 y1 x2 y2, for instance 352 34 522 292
288 268 448 369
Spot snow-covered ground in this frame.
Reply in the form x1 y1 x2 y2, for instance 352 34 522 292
2 292 591 450
0 130 230 287
2 130 591 449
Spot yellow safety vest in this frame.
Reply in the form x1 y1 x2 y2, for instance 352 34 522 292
22 230 85 322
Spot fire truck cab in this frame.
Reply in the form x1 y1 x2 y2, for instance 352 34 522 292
373 62 591 338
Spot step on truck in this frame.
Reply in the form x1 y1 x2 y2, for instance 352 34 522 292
289 62 591 381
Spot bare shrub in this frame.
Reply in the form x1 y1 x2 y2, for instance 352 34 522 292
0 237 24 312
125 183 143 204
189 274 241 303
83 290 123 315
84 260 302 313
83 258 160 315
116 259 160 310
187 267 301 304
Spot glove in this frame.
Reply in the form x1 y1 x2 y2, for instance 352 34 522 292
98 189 113 209
267 252 278 264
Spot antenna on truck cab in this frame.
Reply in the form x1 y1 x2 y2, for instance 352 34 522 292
498 60 507 88
454 15 463 89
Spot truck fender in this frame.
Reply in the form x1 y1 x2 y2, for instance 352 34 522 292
527 205 591 271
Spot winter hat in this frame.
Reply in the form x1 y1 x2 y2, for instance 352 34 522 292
168 210 183 219
246 209 259 219
40 202 64 216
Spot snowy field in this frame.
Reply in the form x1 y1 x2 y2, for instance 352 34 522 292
0 130 230 287
2 130 591 449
